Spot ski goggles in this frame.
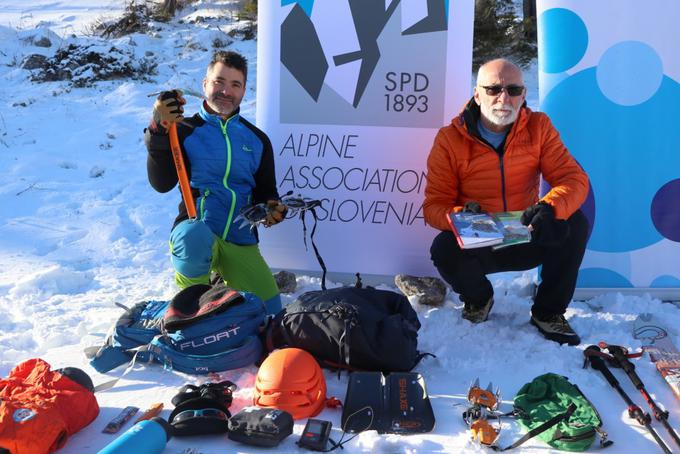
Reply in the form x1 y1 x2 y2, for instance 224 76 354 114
172 408 228 424
170 404 231 436
479 85 525 97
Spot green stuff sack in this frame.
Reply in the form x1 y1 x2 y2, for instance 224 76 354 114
512 373 611 452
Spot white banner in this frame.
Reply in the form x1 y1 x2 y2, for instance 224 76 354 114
537 1 680 290
257 0 474 276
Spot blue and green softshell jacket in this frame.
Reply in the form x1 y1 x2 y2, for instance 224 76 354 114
145 102 279 245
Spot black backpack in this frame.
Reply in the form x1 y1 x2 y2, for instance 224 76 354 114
265 285 427 372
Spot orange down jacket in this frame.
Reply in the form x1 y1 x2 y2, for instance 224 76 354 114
424 99 589 231
0 358 99 454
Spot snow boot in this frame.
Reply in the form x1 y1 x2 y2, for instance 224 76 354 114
531 314 581 346
462 297 494 323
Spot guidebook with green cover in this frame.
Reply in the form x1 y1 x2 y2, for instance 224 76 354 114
447 211 531 250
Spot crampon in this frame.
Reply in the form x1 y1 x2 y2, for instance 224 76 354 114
235 191 328 290
234 191 322 230
462 378 502 447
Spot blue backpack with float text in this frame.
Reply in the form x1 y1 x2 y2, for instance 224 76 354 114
88 284 267 375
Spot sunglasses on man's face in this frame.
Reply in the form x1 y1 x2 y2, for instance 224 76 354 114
480 85 525 97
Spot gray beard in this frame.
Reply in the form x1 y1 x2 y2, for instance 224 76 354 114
481 103 518 127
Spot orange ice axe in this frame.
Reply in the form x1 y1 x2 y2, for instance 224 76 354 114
169 122 197 219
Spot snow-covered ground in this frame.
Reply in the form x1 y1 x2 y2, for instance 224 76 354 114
0 1 678 453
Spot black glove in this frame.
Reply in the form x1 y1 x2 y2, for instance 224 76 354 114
149 89 186 134
521 202 570 247
463 201 482 213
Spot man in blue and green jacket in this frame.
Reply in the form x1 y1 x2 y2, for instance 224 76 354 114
144 51 284 314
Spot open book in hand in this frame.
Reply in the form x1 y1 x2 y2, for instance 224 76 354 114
447 211 532 249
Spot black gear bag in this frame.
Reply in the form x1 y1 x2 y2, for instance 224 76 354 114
265 285 427 372
228 407 294 447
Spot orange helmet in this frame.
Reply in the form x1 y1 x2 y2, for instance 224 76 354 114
253 348 326 420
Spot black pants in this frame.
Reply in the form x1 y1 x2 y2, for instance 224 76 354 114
430 210 589 317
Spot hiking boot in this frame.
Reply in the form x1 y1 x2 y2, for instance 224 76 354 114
530 314 581 346
462 297 494 323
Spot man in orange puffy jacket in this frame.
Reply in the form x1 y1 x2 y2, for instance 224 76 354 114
424 59 589 346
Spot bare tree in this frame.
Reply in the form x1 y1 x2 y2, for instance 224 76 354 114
523 0 537 40
473 0 537 70
161 0 177 17
523 0 536 21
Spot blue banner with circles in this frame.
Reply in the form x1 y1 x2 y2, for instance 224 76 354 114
537 2 680 291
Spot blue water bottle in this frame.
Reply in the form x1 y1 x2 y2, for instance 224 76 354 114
98 417 173 454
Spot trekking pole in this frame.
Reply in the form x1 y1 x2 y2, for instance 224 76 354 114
583 345 672 453
169 122 197 219
602 343 680 449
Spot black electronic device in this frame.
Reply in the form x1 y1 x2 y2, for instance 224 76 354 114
228 407 294 447
298 419 332 451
